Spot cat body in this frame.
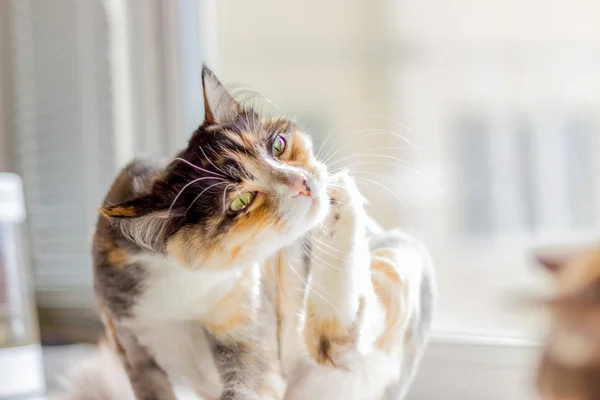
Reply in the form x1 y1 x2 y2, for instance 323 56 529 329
55 67 434 400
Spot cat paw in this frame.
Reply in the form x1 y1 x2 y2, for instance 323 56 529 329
314 171 366 241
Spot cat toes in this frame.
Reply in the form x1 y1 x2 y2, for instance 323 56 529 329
316 171 366 239
327 170 364 210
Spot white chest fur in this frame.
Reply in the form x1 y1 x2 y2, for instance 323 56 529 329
131 253 242 322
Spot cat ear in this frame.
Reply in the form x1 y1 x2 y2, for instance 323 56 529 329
537 254 568 274
99 195 159 219
202 65 239 125
99 195 175 251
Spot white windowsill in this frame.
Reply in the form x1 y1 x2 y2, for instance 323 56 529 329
35 333 542 399
407 332 542 400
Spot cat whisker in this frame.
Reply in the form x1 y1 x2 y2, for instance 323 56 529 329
306 235 345 255
171 157 226 178
352 175 414 222
316 112 412 160
325 146 417 167
327 152 414 170
169 176 226 215
222 183 237 210
293 249 348 321
301 242 352 272
199 146 229 178
321 129 418 166
274 250 285 305
320 123 418 164
184 182 227 214
304 238 350 264
262 216 280 233
330 160 444 194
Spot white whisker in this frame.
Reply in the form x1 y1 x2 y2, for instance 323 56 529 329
199 146 229 177
171 157 226 178
222 183 237 210
168 176 225 215
184 181 227 213
330 161 444 193
292 248 347 321
301 242 351 272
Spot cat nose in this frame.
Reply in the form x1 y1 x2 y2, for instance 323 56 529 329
289 174 311 197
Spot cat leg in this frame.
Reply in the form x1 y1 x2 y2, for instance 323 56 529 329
105 316 177 400
202 265 285 400
293 172 433 399
301 171 381 368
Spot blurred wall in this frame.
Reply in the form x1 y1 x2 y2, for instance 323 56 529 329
0 0 14 173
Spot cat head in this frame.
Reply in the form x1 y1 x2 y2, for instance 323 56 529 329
537 246 600 367
100 66 330 269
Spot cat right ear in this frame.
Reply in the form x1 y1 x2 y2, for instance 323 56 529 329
202 65 239 125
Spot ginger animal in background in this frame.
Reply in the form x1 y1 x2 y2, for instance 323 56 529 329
537 247 600 400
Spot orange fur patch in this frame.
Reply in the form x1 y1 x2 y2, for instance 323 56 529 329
96 238 131 268
100 206 138 217
288 131 310 164
230 244 243 260
107 248 130 267
201 267 255 338
371 252 403 286
97 301 127 364
370 253 405 352
303 299 364 367
166 227 217 269
202 311 252 335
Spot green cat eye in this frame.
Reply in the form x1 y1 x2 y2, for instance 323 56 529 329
272 135 286 157
230 192 255 212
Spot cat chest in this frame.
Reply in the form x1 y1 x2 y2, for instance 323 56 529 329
132 254 242 321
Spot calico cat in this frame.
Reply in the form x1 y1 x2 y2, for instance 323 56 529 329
55 66 435 400
536 247 600 400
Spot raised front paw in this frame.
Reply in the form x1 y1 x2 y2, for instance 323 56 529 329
314 170 366 241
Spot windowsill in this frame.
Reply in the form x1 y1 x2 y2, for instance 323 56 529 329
408 332 542 399
37 333 543 400
429 331 541 347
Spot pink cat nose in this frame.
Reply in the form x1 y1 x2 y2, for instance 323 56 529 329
290 174 311 197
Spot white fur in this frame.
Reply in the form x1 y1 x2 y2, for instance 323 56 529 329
308 173 373 323
131 253 245 321
120 212 171 251
50 344 135 400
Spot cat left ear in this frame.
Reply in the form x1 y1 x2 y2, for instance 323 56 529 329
99 195 176 251
99 195 158 219
202 65 239 125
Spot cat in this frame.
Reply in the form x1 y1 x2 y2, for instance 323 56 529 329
536 247 600 400
54 66 435 400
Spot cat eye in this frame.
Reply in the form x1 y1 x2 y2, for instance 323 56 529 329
230 192 255 212
272 135 286 157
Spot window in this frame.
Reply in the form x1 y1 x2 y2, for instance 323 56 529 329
215 0 600 341
7 0 211 309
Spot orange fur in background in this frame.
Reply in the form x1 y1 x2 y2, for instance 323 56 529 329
537 246 600 400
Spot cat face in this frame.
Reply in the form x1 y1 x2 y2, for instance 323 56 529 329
101 67 329 269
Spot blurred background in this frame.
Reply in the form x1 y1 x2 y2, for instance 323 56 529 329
1 0 599 398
